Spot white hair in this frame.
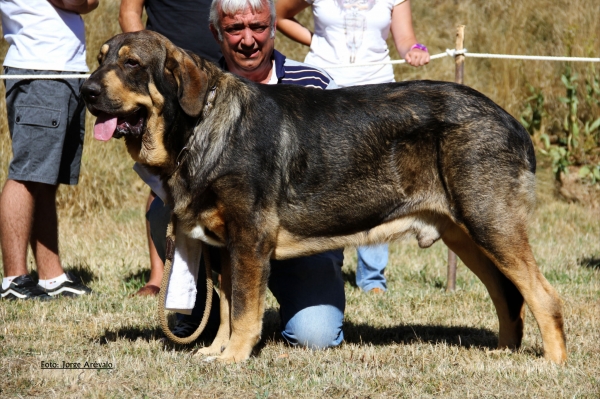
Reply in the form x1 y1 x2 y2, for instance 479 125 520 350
209 0 276 41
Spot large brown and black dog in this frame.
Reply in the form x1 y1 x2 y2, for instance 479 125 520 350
82 31 567 364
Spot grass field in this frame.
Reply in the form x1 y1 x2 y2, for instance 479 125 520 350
0 163 598 398
1 0 599 397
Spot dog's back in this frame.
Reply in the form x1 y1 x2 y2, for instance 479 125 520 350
235 80 537 247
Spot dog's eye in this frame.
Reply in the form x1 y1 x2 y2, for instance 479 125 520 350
125 59 140 68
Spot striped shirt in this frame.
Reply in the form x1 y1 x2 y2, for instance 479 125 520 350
219 50 337 90
273 50 337 90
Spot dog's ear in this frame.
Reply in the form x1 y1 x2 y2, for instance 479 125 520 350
165 44 208 118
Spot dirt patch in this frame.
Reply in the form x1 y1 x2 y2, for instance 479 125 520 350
557 166 600 209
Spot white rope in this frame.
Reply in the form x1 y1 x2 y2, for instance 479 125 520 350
0 74 91 80
462 50 600 63
445 49 467 57
324 51 450 69
0 50 597 79
444 48 599 62
305 49 600 70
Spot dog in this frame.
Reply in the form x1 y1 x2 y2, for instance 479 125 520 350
82 30 567 364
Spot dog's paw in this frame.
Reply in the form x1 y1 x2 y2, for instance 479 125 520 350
194 348 242 364
214 354 243 364
193 344 225 357
200 354 239 364
215 345 252 363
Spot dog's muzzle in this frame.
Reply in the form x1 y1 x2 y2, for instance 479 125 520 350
81 79 147 141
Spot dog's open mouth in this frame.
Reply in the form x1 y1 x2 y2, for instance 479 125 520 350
93 109 147 141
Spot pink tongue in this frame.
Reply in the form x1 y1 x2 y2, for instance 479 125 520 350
94 113 118 141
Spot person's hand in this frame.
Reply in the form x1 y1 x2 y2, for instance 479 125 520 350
405 48 430 67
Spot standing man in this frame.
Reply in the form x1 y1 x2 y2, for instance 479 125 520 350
119 0 222 296
147 0 347 350
0 0 97 300
119 0 221 63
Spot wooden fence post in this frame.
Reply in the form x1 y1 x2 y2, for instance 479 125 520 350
455 25 465 84
447 250 457 291
446 25 465 292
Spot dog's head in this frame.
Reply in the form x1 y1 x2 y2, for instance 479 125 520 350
81 30 211 167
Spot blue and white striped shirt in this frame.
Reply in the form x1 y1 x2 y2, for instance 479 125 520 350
219 50 337 90
273 50 337 90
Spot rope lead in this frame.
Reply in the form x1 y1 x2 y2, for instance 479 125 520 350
158 215 214 345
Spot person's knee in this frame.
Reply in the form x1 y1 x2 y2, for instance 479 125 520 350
281 305 344 350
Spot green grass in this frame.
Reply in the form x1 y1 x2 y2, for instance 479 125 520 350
1 0 599 397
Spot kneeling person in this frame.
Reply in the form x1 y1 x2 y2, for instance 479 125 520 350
143 0 345 350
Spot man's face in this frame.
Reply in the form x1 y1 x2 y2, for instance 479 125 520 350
212 3 275 78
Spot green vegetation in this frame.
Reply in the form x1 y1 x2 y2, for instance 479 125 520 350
524 65 600 183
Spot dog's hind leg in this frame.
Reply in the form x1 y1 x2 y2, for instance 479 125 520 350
443 222 567 363
442 222 526 350
487 238 566 364
196 249 232 357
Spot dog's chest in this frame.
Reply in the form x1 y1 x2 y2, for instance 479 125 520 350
188 223 225 247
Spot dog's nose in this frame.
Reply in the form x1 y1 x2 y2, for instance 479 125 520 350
81 80 102 102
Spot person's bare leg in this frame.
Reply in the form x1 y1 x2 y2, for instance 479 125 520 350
146 191 164 286
28 182 63 280
137 191 164 295
1 179 35 277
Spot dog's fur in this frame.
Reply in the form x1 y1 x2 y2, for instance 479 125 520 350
82 31 567 363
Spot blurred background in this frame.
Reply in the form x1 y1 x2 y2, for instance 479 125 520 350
0 0 598 214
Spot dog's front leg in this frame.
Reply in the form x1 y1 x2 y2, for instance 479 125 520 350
196 249 232 356
216 244 270 363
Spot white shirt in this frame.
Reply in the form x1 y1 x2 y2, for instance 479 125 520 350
304 0 406 87
0 0 89 72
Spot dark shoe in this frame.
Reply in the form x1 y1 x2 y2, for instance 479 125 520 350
135 284 160 297
170 316 218 344
172 318 202 338
1 275 52 300
42 272 92 297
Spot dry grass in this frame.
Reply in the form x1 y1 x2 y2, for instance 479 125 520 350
0 0 599 397
0 163 598 398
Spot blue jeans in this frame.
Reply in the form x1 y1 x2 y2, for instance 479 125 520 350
148 197 345 349
356 244 389 292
